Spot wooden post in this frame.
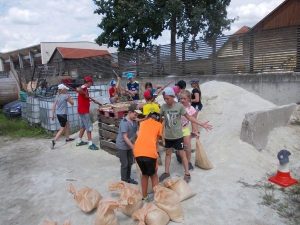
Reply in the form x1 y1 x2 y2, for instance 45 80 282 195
156 45 161 76
182 42 186 75
295 26 300 72
249 33 254 73
18 53 24 69
212 38 216 75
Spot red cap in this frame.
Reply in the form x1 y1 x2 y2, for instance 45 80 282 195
143 89 153 100
84 76 93 84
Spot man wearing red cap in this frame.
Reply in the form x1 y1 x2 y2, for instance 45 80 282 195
76 75 99 150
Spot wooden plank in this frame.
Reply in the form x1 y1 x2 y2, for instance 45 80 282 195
100 140 117 156
100 129 117 141
99 122 119 133
98 114 120 125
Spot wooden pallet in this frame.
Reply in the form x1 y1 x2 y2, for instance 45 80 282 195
100 140 117 155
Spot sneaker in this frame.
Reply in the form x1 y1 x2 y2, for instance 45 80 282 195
88 143 99 150
128 178 138 185
142 195 151 202
76 141 88 146
66 138 75 142
51 140 55 149
159 172 170 182
175 152 182 164
188 162 194 171
184 174 191 183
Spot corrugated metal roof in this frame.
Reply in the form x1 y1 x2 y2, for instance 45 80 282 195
56 47 110 59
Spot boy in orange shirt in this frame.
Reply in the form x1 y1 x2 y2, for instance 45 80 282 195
133 112 162 200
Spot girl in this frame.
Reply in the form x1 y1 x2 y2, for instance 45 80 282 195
190 80 203 111
179 90 197 170
51 84 74 149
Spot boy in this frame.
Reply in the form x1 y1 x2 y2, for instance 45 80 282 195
126 73 139 100
142 89 160 116
133 112 162 200
116 103 140 184
159 87 212 183
76 76 99 150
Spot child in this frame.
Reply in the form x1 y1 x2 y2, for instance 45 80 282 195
50 84 74 149
159 87 212 183
142 89 160 116
190 79 202 111
133 112 162 200
109 79 118 103
179 90 197 170
116 103 141 184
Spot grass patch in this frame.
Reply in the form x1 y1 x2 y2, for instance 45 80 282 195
0 112 51 138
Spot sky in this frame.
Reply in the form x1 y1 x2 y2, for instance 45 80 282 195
0 0 284 52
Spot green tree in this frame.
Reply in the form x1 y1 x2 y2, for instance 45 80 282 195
93 0 234 51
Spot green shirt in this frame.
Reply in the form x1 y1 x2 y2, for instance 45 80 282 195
161 103 186 139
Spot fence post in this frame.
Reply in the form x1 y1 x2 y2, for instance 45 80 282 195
156 45 161 76
212 38 216 75
182 42 186 75
136 49 140 77
249 33 254 73
295 26 300 72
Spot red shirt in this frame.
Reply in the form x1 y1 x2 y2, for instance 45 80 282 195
78 85 90 114
109 86 117 98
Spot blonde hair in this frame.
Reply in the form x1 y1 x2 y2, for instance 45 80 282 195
179 89 191 100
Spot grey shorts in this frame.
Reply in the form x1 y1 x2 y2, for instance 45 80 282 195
79 114 93 132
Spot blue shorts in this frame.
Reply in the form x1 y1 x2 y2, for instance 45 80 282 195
79 114 93 132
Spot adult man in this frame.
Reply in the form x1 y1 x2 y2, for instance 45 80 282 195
126 72 139 100
76 76 99 150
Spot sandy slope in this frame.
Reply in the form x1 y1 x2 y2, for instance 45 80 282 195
0 81 299 225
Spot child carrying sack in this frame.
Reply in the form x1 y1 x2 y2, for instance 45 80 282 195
132 203 170 225
163 177 195 202
195 138 213 170
68 183 102 213
153 185 184 223
95 200 119 225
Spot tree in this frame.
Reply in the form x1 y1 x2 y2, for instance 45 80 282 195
93 0 234 70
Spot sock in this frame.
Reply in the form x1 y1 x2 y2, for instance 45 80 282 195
77 138 82 144
88 141 93 146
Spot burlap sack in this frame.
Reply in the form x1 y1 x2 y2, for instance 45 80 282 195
195 138 213 170
108 181 138 192
42 220 57 225
62 221 71 225
68 183 102 213
163 177 195 202
118 183 143 216
132 203 170 225
153 185 184 223
95 200 119 225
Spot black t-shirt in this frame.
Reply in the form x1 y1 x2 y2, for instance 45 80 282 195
191 88 202 110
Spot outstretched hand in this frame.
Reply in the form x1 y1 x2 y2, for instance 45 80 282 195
201 121 213 132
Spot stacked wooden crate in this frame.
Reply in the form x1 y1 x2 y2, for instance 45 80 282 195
98 101 144 155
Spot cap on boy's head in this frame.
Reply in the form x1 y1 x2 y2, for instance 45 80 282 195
148 112 161 121
176 80 186 89
143 89 153 100
84 76 93 84
58 84 69 90
277 149 291 165
190 79 199 84
127 72 134 79
110 79 117 86
163 87 175 97
128 103 142 114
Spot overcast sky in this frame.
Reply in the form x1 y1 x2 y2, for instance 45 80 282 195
0 0 284 52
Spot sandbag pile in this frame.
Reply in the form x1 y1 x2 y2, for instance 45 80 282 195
42 220 71 225
132 203 170 225
68 183 102 213
95 200 120 225
163 177 196 202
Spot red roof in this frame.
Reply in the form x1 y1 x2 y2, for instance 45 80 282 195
233 26 250 35
56 47 110 59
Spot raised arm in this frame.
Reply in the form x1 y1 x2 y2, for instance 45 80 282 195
184 113 212 132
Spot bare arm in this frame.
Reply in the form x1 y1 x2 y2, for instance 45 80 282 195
191 92 200 103
184 113 212 132
67 95 74 106
123 133 134 149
